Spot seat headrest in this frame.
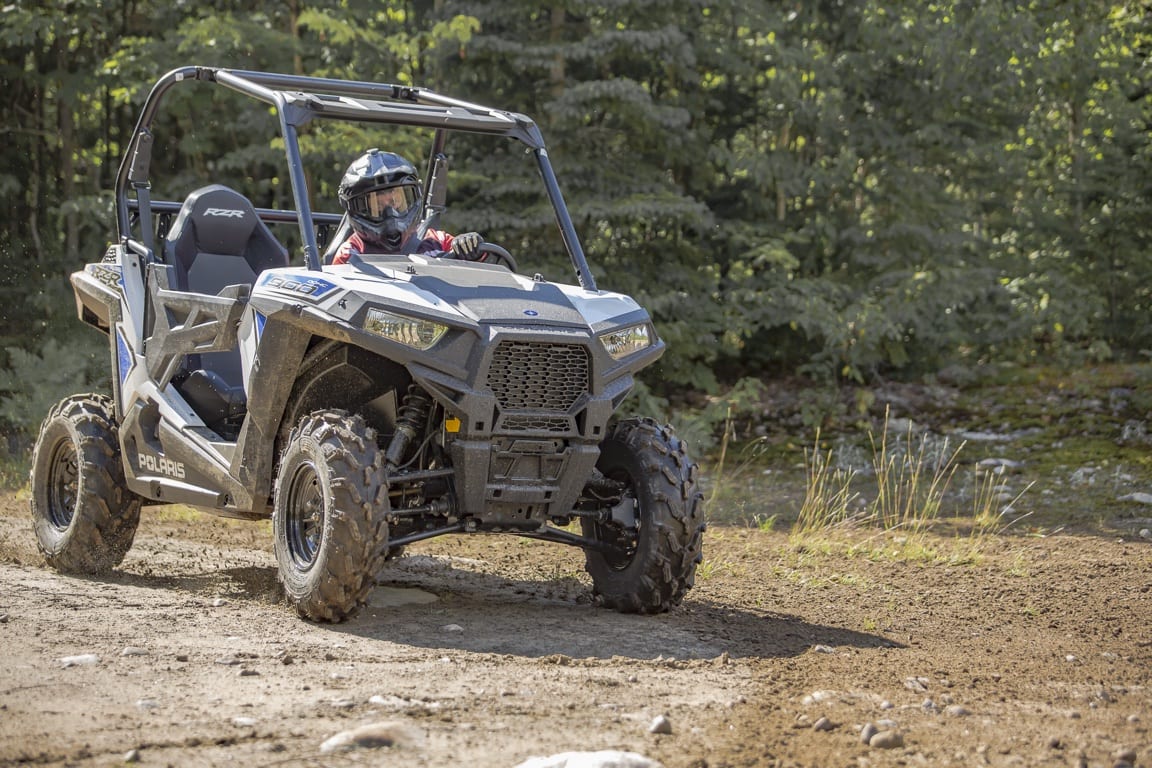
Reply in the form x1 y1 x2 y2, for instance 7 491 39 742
169 185 261 257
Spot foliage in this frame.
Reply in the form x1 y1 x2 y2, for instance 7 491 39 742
0 337 109 433
1 0 1151 435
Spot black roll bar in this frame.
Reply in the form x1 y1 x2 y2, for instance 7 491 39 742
113 66 597 289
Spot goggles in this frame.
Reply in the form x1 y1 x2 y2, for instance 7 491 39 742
348 184 420 222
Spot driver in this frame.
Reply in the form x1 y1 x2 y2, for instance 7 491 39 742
331 149 485 265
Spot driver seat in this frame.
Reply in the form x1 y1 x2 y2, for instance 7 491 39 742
164 184 288 437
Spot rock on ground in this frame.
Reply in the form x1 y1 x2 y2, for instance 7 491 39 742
514 752 665 768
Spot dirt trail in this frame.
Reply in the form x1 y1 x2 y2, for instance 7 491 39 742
0 494 1149 767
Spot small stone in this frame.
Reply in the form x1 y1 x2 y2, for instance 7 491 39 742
120 647 148 657
330 698 356 709
238 668 259 677
1127 714 1140 724
1140 528 1151 540
879 700 894 710
860 723 878 744
514 752 664 768
0 614 9 623
944 705 971 717
212 598 227 607
319 721 424 753
215 656 240 666
812 716 834 732
876 719 899 730
175 654 189 662
802 690 836 705
123 749 140 763
135 699 160 711
442 624 464 633
922 698 938 712
648 715 673 735
1047 736 1062 749
904 676 929 692
979 457 1024 472
232 717 257 727
280 654 294 665
1112 748 1137 763
1118 493 1152 505
59 654 99 667
812 644 835 654
870 730 905 750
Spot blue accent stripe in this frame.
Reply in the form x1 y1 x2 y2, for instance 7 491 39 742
255 311 267 342
115 329 133 387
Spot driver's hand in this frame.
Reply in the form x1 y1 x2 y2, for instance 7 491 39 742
450 232 485 261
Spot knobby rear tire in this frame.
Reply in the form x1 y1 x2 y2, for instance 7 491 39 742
29 393 141 573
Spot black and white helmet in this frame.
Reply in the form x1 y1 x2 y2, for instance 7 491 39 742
338 149 423 251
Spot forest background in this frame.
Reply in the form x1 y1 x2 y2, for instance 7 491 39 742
0 0 1149 455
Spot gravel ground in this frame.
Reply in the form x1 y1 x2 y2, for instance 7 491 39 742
0 495 1149 768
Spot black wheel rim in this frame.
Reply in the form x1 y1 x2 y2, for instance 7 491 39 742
47 438 79 531
598 472 640 570
286 460 324 571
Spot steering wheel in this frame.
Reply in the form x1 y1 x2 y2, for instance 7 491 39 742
478 242 518 272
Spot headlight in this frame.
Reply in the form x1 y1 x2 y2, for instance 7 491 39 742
598 323 652 360
364 308 447 350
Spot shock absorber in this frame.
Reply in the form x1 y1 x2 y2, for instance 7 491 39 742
385 385 433 469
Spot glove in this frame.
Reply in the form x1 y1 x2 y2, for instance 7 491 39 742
450 232 485 261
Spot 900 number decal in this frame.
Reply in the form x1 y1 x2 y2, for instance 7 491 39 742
258 273 338 301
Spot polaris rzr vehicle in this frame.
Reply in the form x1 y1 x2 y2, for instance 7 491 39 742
30 66 704 622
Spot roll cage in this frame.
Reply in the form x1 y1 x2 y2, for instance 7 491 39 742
114 65 597 290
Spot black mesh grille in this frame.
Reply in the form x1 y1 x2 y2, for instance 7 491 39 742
501 414 573 433
487 341 589 412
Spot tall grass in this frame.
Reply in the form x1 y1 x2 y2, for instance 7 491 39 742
791 411 1022 562
704 404 771 518
793 433 859 536
868 417 962 535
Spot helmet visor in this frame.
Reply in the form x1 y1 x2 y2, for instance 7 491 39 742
348 184 420 222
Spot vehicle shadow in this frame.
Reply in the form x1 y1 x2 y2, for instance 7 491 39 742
325 554 900 662
91 563 283 602
82 554 898 663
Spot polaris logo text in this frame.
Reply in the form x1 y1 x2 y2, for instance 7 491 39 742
138 452 186 479
204 208 245 218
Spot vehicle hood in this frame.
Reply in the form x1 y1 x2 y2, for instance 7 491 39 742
328 260 645 329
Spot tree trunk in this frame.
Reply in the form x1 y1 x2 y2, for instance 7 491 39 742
550 6 565 97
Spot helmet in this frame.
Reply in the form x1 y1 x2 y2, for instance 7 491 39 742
338 150 423 251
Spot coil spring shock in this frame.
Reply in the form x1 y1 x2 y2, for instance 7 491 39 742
385 385 433 469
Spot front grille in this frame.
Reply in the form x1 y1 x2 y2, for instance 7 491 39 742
501 414 573 433
487 341 590 412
